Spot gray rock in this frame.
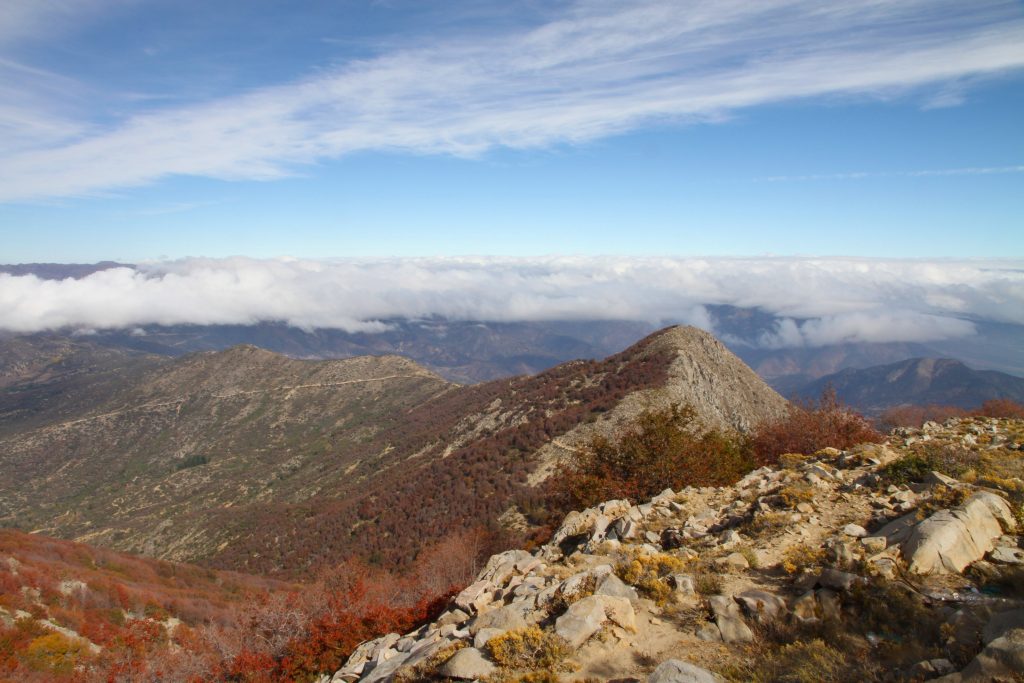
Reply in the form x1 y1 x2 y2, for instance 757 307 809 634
473 627 504 650
555 595 606 647
903 492 1016 574
469 604 529 635
592 594 636 632
708 595 753 643
647 659 721 683
435 609 470 628
454 580 495 614
668 573 695 597
596 572 639 602
734 590 787 622
817 568 861 591
438 647 496 680
990 545 1024 565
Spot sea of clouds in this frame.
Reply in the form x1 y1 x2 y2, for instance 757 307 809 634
1 256 1021 349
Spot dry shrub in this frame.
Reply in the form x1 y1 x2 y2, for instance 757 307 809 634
550 404 753 511
759 639 845 683
487 626 572 672
878 404 967 430
744 511 790 538
916 485 970 520
614 551 687 605
883 444 981 486
750 388 882 466
781 545 825 575
974 399 1024 419
778 482 815 509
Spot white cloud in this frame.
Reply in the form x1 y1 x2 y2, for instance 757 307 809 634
1 0 1023 201
0 257 1020 351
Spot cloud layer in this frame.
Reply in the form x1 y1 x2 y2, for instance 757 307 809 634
1 257 1021 349
2 0 1023 201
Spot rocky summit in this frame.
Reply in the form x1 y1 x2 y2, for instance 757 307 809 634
329 416 1024 682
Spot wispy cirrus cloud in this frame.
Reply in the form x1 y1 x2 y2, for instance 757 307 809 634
1 0 1023 202
0 257 1021 351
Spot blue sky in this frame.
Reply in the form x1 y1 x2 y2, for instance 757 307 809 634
1 0 1023 261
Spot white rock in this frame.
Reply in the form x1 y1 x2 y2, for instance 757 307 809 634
555 596 606 647
903 492 1016 575
842 524 868 538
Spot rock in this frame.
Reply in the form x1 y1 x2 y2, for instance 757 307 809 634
791 591 819 622
990 546 1024 565
903 492 1017 575
925 471 960 487
473 627 504 649
668 574 695 597
661 528 685 550
842 524 868 538
645 531 661 544
593 594 636 632
438 647 496 680
716 552 749 571
469 604 530 635
435 609 470 628
909 658 955 679
861 536 888 553
454 580 495 614
596 573 639 602
555 596 606 647
796 502 814 514
982 609 1024 644
718 529 742 548
936 628 1024 682
647 659 721 683
708 595 753 643
695 622 723 641
612 517 638 540
734 590 786 623
815 589 842 621
817 568 861 591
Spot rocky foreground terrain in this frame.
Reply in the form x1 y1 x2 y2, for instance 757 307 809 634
329 416 1024 682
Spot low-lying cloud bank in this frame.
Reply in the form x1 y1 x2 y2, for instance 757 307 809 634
1 257 1021 349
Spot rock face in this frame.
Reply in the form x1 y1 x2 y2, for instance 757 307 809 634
903 492 1017 574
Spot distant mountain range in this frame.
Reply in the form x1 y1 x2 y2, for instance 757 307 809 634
795 357 1024 414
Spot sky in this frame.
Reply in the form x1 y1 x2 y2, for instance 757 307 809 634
0 1 1022 351
0 0 1022 261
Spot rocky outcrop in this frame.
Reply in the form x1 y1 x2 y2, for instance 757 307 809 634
902 492 1016 574
332 416 1024 683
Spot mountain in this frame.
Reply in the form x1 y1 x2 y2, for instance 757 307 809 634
0 326 787 577
796 357 1024 414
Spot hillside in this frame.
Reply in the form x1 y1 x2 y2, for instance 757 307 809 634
329 415 1024 683
0 326 787 577
796 357 1024 414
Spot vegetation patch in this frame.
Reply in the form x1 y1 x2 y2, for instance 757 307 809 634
614 551 688 605
487 626 573 672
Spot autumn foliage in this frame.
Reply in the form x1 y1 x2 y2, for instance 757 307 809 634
0 527 488 682
548 404 755 513
749 388 883 465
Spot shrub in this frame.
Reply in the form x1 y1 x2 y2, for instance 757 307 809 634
614 551 688 605
750 388 882 465
550 404 753 511
778 482 815 510
880 454 932 485
974 399 1024 419
781 545 825 575
487 626 572 671
759 639 845 683
878 404 966 430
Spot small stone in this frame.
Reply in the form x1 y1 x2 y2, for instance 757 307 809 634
716 552 749 570
796 502 814 514
860 536 887 553
842 524 868 538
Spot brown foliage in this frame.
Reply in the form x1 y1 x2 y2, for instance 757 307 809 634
749 388 882 465
548 404 754 513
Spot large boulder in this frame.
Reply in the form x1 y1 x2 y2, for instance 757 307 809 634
707 595 753 643
903 492 1016 574
555 596 607 647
